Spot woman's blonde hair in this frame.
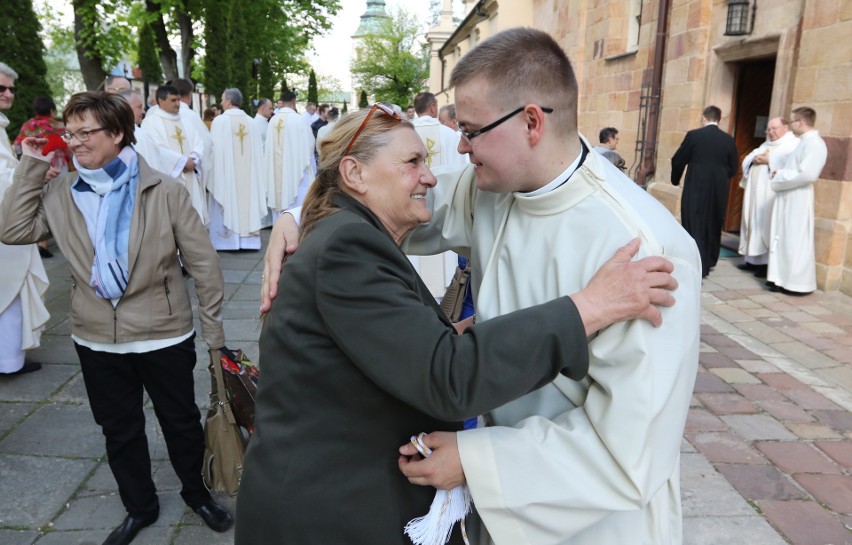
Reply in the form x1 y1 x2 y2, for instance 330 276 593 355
301 107 409 238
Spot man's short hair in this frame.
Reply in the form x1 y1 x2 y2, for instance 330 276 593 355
450 27 578 137
256 98 272 109
599 127 618 144
280 91 297 103
318 103 330 114
33 96 56 117
702 106 722 122
170 78 195 97
439 103 456 121
413 92 437 115
156 85 180 102
223 88 242 108
327 107 339 121
792 106 816 127
63 91 136 148
102 75 131 92
0 62 19 80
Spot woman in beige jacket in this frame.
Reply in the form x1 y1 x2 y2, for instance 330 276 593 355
0 91 231 545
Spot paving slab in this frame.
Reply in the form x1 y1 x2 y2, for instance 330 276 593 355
681 515 788 545
0 454 97 528
720 414 798 441
0 403 104 458
756 500 852 545
0 364 79 402
814 441 852 467
754 442 842 474
715 464 808 501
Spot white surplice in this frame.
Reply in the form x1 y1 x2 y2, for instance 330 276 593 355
141 106 209 224
738 131 798 264
767 129 828 293
265 107 315 214
208 108 267 250
404 135 701 545
0 114 50 372
132 125 165 175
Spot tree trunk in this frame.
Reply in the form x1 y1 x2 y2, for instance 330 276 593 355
72 0 107 90
177 5 195 79
145 0 179 82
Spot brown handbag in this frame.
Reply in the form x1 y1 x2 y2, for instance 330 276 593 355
439 259 471 322
202 349 250 497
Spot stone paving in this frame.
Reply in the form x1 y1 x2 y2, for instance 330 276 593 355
0 231 850 545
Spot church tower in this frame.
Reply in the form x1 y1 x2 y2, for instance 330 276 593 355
353 0 390 39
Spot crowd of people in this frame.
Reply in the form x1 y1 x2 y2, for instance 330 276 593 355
671 105 827 294
0 21 829 545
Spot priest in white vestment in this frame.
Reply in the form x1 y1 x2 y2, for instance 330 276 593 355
0 62 49 375
141 85 209 224
411 92 468 176
767 107 828 295
118 88 164 172
252 98 273 149
208 89 266 250
738 117 798 269
265 92 315 221
399 29 701 545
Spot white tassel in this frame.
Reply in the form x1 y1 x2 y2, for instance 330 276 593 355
404 433 471 545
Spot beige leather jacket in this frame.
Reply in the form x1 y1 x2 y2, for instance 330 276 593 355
0 154 225 348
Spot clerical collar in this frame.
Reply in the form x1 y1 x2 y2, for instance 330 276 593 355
523 140 589 197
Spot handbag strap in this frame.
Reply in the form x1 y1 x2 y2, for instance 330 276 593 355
210 350 238 425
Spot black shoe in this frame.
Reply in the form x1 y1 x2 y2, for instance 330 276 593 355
780 288 812 297
753 266 768 278
2 360 42 375
737 262 758 271
768 284 782 292
102 511 158 545
38 246 53 258
193 500 233 532
765 281 776 288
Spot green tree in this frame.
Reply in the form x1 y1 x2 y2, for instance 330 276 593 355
307 69 318 104
359 89 368 108
228 0 252 113
137 19 162 83
0 0 52 133
341 100 348 113
351 8 428 107
202 0 231 102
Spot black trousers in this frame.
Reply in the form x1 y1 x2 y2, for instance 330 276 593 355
76 335 210 517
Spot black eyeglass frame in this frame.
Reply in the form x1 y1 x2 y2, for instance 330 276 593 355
460 106 554 143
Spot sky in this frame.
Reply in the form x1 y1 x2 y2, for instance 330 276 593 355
308 0 435 93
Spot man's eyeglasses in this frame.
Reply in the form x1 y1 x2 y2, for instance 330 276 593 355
460 106 554 143
344 102 402 156
0 85 16 94
60 127 107 143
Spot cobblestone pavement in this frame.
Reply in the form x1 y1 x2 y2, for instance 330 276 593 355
1 233 850 545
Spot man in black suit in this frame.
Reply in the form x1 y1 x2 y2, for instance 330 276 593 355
671 105 738 278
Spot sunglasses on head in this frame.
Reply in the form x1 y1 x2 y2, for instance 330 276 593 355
343 102 402 156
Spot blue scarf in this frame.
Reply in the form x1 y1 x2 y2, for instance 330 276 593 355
71 146 139 299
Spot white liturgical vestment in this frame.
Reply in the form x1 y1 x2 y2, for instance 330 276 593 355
208 108 267 250
404 135 702 545
411 115 468 176
252 113 269 149
141 107 209 224
265 107 315 217
0 114 49 372
738 131 798 263
767 129 827 293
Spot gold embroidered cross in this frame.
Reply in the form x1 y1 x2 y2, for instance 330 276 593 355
275 119 285 146
171 126 186 154
425 137 439 169
235 123 248 155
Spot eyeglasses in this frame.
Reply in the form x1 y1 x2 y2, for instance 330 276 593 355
60 127 108 143
0 85 15 94
460 106 554 143
344 102 402 156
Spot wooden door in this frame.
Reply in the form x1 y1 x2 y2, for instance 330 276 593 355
725 58 776 232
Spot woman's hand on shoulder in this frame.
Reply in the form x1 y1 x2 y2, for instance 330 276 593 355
571 238 677 336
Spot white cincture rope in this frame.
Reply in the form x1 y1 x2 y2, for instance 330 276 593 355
404 433 471 545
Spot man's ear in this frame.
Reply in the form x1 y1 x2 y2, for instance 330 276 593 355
339 156 367 195
524 105 547 146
